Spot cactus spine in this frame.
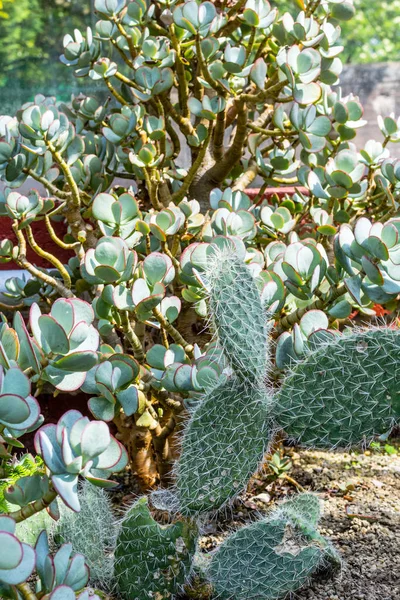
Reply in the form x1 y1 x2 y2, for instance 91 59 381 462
114 497 198 600
55 481 117 592
275 327 400 447
176 377 271 514
206 249 271 381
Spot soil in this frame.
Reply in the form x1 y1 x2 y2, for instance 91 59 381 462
192 442 400 600
287 446 400 600
109 441 400 600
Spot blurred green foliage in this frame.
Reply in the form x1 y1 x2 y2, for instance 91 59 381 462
0 0 96 113
273 0 400 64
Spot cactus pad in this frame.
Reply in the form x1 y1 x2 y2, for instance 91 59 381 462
276 328 400 447
207 250 271 382
114 497 198 600
277 493 321 530
176 377 271 515
208 494 338 600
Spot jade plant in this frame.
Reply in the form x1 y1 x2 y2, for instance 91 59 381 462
0 0 399 598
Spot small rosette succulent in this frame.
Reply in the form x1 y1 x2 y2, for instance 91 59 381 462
1 189 48 228
82 354 143 421
81 236 137 284
209 188 256 241
34 410 128 511
35 530 90 598
0 365 41 437
0 515 36 587
4 472 51 508
131 252 175 320
335 216 400 306
92 191 142 247
147 342 224 393
30 298 100 392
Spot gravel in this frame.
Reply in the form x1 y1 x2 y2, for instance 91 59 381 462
193 443 400 600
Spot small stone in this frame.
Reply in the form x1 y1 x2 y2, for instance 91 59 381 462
252 492 271 505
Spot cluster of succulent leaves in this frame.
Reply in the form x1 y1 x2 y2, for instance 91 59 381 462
0 0 400 598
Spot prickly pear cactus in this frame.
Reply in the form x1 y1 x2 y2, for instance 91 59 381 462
176 250 272 515
176 377 271 514
206 250 271 381
276 328 400 447
280 494 321 528
114 497 198 600
208 494 339 600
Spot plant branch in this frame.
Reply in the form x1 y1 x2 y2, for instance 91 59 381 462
195 35 228 97
213 108 226 161
233 161 258 191
170 25 190 119
114 17 137 59
44 215 83 257
104 77 129 106
276 284 347 333
152 307 194 357
204 99 248 184
120 311 145 363
12 223 74 299
9 489 57 523
160 96 195 137
143 168 163 210
26 225 72 289
22 168 71 200
46 142 81 210
15 583 38 600
172 122 213 203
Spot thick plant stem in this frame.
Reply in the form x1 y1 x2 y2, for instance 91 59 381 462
15 583 38 600
160 96 195 137
172 123 213 204
9 489 57 523
26 225 72 289
120 311 145 363
143 168 162 210
47 142 81 210
13 223 74 299
114 412 158 490
151 419 176 486
190 100 248 209
170 25 190 119
233 161 258 191
152 308 194 357
213 109 226 161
